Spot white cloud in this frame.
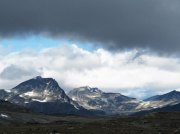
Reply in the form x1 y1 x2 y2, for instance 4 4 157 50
0 44 180 99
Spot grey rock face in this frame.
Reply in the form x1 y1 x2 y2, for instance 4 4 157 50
0 76 90 115
68 86 140 114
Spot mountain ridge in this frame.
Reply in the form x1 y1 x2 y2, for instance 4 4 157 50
0 76 102 115
0 76 180 115
68 86 140 115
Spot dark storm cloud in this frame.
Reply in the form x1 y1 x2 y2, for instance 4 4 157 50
0 0 180 53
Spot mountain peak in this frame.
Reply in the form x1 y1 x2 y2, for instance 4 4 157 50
32 76 45 80
72 86 102 94
145 90 180 102
33 76 55 83
3 76 82 111
0 77 92 115
33 76 43 80
11 76 64 95
163 90 180 97
170 90 180 94
68 86 138 114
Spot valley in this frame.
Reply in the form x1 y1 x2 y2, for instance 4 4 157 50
0 112 179 134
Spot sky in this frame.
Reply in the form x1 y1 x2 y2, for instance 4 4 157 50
0 0 180 99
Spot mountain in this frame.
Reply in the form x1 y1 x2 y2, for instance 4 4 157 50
0 76 98 115
136 90 180 110
0 89 10 100
145 90 180 101
11 76 74 104
68 86 140 115
133 103 180 116
1 77 180 116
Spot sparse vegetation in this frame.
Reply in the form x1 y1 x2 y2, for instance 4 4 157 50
0 112 179 134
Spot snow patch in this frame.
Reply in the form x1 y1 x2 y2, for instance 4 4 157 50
78 87 87 91
24 91 37 96
86 94 100 98
46 82 51 85
71 97 77 101
0 113 9 118
32 98 48 102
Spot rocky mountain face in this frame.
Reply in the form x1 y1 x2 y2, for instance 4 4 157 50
0 76 180 115
11 76 73 104
145 90 180 102
0 90 10 100
68 86 140 114
133 103 180 116
0 76 97 115
136 90 180 110
68 87 180 114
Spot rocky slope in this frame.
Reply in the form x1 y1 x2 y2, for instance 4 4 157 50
0 77 180 115
68 86 140 114
0 76 96 115
136 90 180 110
